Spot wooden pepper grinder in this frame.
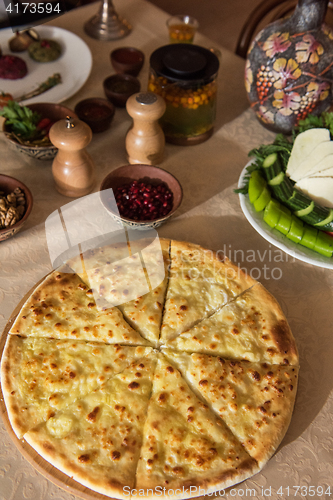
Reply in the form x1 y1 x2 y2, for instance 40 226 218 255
49 116 96 197
126 92 166 165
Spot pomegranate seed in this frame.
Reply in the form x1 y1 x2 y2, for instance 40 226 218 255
111 179 173 221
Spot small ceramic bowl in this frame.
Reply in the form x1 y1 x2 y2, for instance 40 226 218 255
110 47 145 76
74 98 115 133
0 174 33 242
103 74 141 108
100 164 183 230
3 102 77 161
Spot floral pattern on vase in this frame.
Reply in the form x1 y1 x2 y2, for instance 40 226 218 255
245 0 333 133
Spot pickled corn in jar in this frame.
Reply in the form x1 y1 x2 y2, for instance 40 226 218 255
148 44 219 145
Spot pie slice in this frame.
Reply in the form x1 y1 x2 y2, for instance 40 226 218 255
135 354 258 496
160 240 257 342
24 353 157 498
163 349 299 467
68 238 170 346
117 238 170 346
9 270 150 346
165 283 298 365
1 334 153 438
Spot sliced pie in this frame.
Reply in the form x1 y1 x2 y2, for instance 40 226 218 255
1 334 153 437
163 349 299 467
9 270 150 346
136 354 259 496
165 283 298 365
160 240 257 342
69 238 170 346
24 353 157 497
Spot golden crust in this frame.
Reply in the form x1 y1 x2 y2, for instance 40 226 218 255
9 270 150 346
0 239 298 499
162 349 298 468
247 283 299 365
166 282 299 366
160 240 258 342
1 334 153 438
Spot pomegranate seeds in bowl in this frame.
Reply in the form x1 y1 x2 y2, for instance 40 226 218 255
100 164 183 229
114 180 173 221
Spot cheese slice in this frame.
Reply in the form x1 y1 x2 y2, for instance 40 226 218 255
162 350 298 467
165 283 298 366
24 353 157 498
68 239 170 346
160 240 257 342
1 335 153 438
302 158 333 178
9 270 150 346
290 139 333 181
286 128 330 178
135 354 258 496
295 177 333 208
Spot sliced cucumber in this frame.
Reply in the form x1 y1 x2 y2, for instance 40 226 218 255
261 152 294 202
247 170 333 258
276 211 292 235
294 201 315 218
262 152 278 169
268 171 285 186
286 216 304 243
314 232 333 257
314 209 333 227
264 199 281 228
248 170 266 204
300 226 317 250
253 186 271 212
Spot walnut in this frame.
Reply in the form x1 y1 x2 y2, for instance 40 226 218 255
0 188 26 229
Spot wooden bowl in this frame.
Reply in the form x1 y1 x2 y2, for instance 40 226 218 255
0 174 33 242
3 102 77 161
110 47 145 76
100 164 182 230
74 98 115 133
103 74 141 108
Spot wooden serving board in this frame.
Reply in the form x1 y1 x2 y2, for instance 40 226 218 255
0 277 117 500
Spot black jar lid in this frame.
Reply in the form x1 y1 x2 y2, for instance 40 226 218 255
149 44 219 85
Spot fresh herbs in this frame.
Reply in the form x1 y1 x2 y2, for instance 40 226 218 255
0 100 52 146
235 134 293 194
15 72 62 102
296 111 333 136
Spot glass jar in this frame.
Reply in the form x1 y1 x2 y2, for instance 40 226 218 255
148 44 220 145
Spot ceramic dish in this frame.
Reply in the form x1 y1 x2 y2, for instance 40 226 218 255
3 102 77 160
0 26 92 105
110 47 144 76
100 164 182 230
238 162 333 270
0 174 33 242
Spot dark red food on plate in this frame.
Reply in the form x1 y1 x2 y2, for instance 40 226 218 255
0 55 28 79
114 180 174 220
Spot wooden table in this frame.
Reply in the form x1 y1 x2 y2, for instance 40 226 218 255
0 1 333 499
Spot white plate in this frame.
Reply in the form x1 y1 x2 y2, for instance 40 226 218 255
238 162 333 270
0 26 92 105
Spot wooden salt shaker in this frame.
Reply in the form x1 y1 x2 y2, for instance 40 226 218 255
49 116 96 197
126 92 166 165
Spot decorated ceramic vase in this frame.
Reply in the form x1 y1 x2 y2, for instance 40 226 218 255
245 0 333 133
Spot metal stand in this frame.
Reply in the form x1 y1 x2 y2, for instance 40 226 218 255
84 0 132 41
